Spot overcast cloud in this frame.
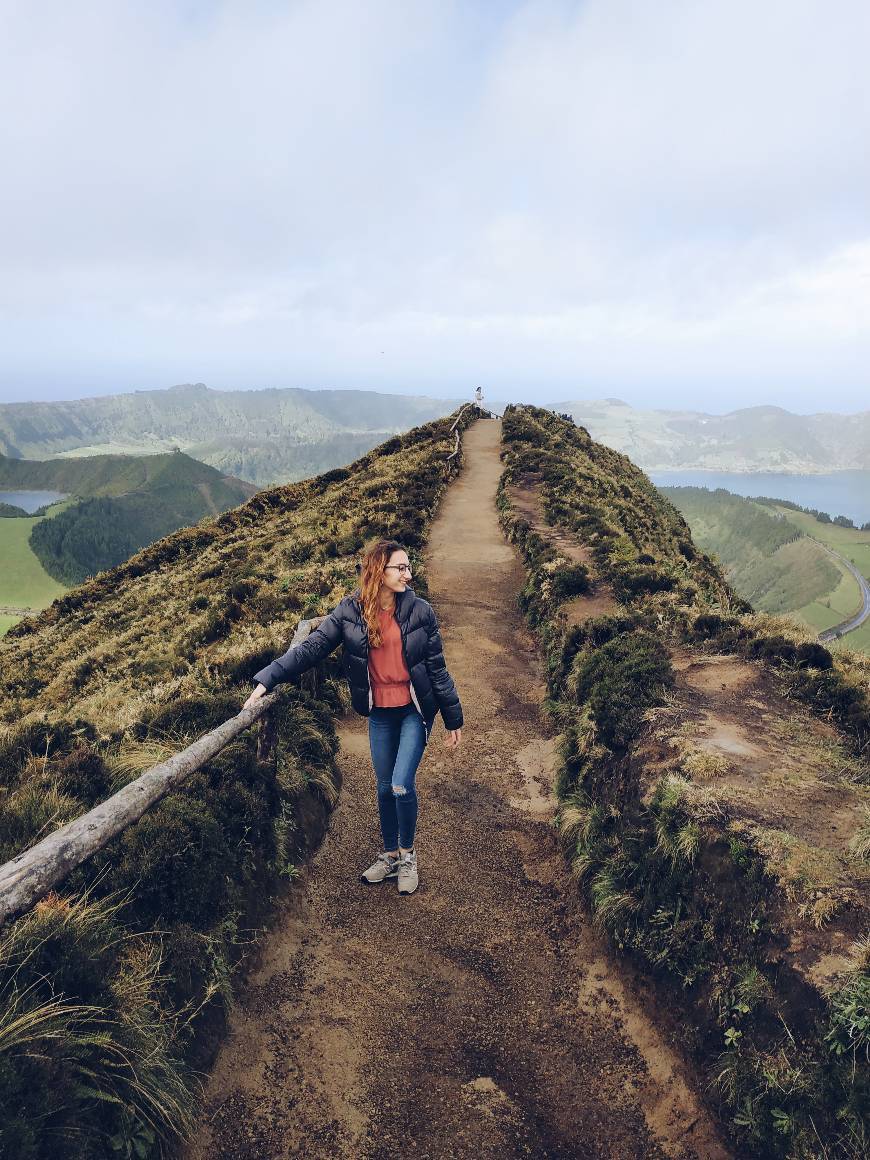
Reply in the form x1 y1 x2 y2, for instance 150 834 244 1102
0 0 868 411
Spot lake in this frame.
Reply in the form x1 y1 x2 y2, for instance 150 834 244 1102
0 490 68 514
650 470 870 527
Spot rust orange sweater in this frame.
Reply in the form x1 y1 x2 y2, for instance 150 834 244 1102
368 607 411 707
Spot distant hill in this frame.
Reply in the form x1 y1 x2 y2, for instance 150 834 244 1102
0 445 254 499
0 450 256 586
0 383 465 485
552 399 870 472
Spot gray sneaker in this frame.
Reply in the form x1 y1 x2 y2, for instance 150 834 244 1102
361 852 399 884
397 849 418 895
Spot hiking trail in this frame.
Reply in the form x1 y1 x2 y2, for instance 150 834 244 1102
185 420 731 1160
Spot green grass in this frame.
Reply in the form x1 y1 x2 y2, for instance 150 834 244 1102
830 619 870 655
0 615 20 637
774 506 870 569
769 506 870 653
0 502 71 609
664 489 868 649
798 563 863 631
661 490 862 626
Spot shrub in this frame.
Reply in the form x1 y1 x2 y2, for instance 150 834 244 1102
0 719 99 787
135 692 242 741
795 642 834 670
573 630 674 749
110 795 232 929
53 745 111 803
550 563 591 603
611 562 676 602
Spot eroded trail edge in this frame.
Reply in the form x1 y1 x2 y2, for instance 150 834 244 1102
187 420 731 1160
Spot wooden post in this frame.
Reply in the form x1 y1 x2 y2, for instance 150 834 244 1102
0 616 326 927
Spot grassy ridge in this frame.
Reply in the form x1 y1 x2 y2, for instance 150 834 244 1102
660 485 870 653
498 406 869 1160
0 448 209 497
0 408 477 1159
660 485 856 621
27 453 256 585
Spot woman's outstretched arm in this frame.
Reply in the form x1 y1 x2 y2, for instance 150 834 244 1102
245 603 346 707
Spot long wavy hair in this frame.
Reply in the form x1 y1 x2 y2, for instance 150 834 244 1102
357 538 405 647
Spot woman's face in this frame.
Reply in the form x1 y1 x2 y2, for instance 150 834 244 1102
381 549 412 595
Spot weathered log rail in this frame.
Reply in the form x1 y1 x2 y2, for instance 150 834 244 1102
0 617 324 927
448 403 498 460
0 407 486 926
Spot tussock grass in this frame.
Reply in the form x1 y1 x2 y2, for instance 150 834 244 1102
498 405 870 1159
0 407 478 1157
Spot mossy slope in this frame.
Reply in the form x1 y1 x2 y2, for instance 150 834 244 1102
498 405 869 1160
0 408 475 1159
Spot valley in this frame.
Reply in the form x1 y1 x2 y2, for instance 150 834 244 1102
661 485 870 653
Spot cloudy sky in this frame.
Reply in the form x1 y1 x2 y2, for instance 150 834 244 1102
0 0 868 412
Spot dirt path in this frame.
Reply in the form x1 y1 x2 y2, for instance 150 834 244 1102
186 420 731 1160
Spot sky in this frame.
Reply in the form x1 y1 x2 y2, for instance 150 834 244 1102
0 0 868 413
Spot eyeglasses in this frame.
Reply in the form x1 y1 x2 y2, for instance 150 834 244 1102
384 563 413 573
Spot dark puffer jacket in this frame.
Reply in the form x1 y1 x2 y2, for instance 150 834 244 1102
253 587 463 730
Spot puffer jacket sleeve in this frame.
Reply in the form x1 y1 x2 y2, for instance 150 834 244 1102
253 602 346 693
424 604 463 729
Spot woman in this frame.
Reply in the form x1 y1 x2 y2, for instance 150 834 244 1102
243 539 463 895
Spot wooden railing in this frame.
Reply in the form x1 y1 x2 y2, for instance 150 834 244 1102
0 406 488 927
0 617 324 927
447 403 499 460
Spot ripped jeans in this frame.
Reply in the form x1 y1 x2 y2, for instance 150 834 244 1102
368 703 435 851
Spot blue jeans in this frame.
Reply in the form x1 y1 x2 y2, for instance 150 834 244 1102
368 703 434 850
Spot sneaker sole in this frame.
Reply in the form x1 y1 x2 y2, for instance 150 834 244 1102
360 871 398 884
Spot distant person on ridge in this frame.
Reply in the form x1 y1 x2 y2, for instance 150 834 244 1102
243 539 463 895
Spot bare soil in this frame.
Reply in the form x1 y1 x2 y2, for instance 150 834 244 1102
185 421 731 1160
505 479 868 1000
507 477 617 626
660 650 869 983
671 650 867 857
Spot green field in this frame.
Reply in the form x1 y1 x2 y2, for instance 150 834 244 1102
662 488 870 655
0 614 21 637
0 502 71 619
797 565 861 632
769 505 870 653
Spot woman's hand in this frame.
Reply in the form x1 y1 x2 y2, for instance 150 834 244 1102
444 728 462 750
243 683 268 711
